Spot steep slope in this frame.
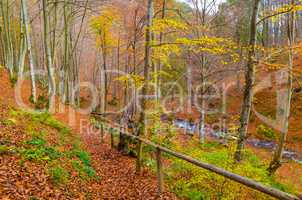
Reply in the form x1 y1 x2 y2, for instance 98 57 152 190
0 68 177 199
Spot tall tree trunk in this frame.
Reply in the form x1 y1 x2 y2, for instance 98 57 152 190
136 0 153 174
199 56 206 144
155 0 166 103
198 0 207 144
42 0 55 110
63 0 71 104
99 32 107 114
18 7 27 78
21 0 37 103
268 0 295 174
0 0 14 76
51 0 58 72
234 0 261 162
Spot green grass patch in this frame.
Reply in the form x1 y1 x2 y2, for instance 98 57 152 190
164 143 296 199
48 166 70 185
140 135 296 200
69 149 99 180
6 108 99 185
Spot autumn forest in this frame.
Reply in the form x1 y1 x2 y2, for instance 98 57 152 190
0 0 302 199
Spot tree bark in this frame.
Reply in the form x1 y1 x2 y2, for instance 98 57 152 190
268 0 295 174
18 7 27 78
42 0 55 110
136 0 153 174
155 0 166 103
21 0 37 103
234 0 261 162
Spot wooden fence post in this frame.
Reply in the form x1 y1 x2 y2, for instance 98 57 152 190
156 147 164 195
136 141 143 175
100 123 104 143
109 127 114 148
91 114 300 200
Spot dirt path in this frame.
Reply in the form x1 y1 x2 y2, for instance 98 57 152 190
0 68 177 199
54 110 177 199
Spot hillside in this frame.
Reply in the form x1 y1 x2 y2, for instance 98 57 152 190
0 68 176 199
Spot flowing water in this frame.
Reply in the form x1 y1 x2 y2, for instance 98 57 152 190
172 118 302 164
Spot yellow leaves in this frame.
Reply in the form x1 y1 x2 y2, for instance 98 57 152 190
174 36 240 64
151 19 188 33
90 8 120 32
176 36 237 50
152 43 181 66
90 7 121 49
115 74 145 88
151 70 173 82
263 62 286 71
261 3 302 23
294 5 302 11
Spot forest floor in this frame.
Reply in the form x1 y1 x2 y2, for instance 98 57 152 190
0 68 177 199
1 57 302 199
167 53 302 194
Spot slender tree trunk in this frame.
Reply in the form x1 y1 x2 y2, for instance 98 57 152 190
63 0 70 103
99 33 107 114
234 0 261 162
0 26 5 66
199 59 206 143
0 0 14 76
155 0 166 103
198 0 207 144
268 0 295 174
42 0 55 109
132 9 138 116
18 7 27 78
21 0 37 103
51 0 57 70
136 0 153 174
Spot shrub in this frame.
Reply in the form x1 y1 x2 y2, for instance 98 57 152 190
70 149 99 180
35 95 49 110
20 146 61 162
0 118 17 126
20 137 61 162
48 166 70 184
256 124 276 140
0 145 14 155
72 160 98 180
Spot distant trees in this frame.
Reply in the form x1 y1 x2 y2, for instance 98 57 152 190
0 0 97 108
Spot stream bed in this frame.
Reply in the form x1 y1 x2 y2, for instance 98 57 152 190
172 118 302 164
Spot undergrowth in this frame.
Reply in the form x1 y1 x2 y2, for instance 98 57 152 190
6 108 99 185
143 121 297 200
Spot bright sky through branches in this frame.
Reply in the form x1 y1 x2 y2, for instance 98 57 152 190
178 0 226 8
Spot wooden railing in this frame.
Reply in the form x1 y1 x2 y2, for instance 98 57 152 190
92 114 300 200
